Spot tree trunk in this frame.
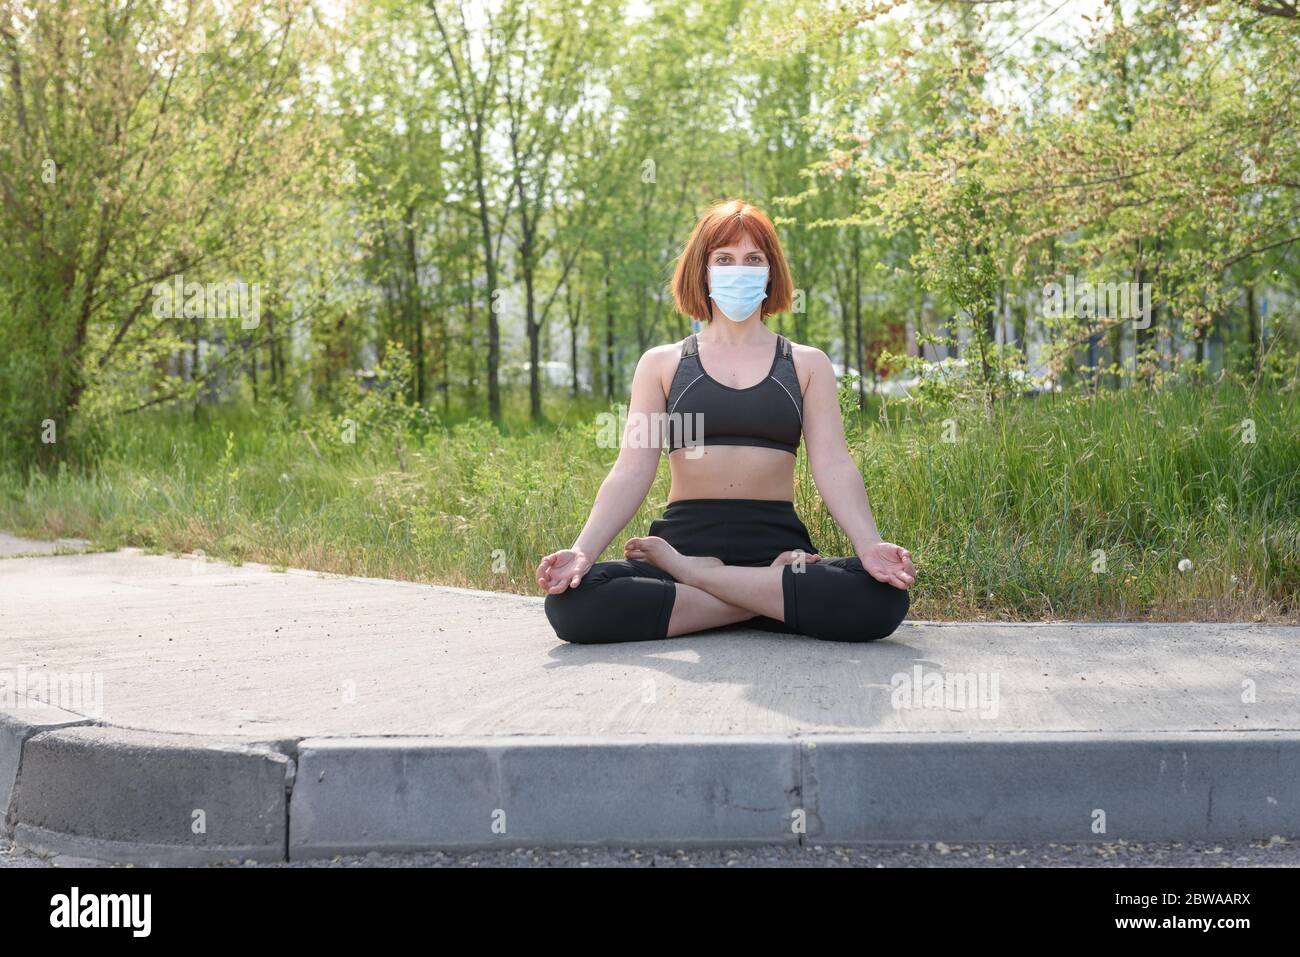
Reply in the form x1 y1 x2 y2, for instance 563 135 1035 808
603 249 615 400
404 203 426 406
852 229 864 411
524 251 540 421
568 289 582 398
471 133 500 421
1245 284 1259 377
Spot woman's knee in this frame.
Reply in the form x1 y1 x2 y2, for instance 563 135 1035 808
544 565 670 644
812 560 910 642
861 582 910 641
544 582 608 644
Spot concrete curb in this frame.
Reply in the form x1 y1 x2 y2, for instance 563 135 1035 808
285 731 1300 858
802 731 1300 843
3 714 1297 862
289 735 803 857
11 725 293 865
0 704 96 836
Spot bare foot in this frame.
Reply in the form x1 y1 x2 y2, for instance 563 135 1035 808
624 536 722 583
770 549 820 568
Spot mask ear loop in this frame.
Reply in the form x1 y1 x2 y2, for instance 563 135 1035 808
704 261 717 326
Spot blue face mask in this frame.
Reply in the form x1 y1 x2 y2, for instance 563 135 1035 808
708 265 769 322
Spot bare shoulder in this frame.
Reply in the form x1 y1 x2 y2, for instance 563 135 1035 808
788 340 832 365
786 340 835 384
645 340 686 362
636 340 687 377
634 339 689 399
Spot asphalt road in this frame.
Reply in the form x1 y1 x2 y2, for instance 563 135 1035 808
3 836 1295 868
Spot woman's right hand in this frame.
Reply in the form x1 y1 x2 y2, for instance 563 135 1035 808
536 548 593 594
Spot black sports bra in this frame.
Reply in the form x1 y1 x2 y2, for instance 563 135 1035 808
664 333 803 455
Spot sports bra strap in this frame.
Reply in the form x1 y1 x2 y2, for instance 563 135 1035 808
778 334 790 358
682 333 699 357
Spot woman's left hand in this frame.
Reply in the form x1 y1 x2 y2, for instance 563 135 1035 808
860 541 916 590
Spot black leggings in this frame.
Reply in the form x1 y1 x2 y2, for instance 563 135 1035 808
545 498 909 644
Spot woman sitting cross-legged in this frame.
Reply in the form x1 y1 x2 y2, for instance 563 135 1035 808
536 198 915 644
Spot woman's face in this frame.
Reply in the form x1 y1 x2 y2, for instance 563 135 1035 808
708 234 768 268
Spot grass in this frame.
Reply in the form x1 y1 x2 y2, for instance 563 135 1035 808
0 382 1296 621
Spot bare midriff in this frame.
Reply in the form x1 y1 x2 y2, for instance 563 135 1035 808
666 444 796 503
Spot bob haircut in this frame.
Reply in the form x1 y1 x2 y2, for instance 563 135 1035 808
671 199 794 323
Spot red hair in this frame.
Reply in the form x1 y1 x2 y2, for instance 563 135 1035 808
671 199 794 323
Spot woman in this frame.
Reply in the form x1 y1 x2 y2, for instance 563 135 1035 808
536 199 915 644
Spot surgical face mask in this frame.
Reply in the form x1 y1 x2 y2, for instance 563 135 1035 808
708 265 769 322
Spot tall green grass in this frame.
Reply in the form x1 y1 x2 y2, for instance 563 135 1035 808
1 383 1296 620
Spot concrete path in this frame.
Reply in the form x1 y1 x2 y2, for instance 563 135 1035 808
0 532 88 557
2 546 1298 863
